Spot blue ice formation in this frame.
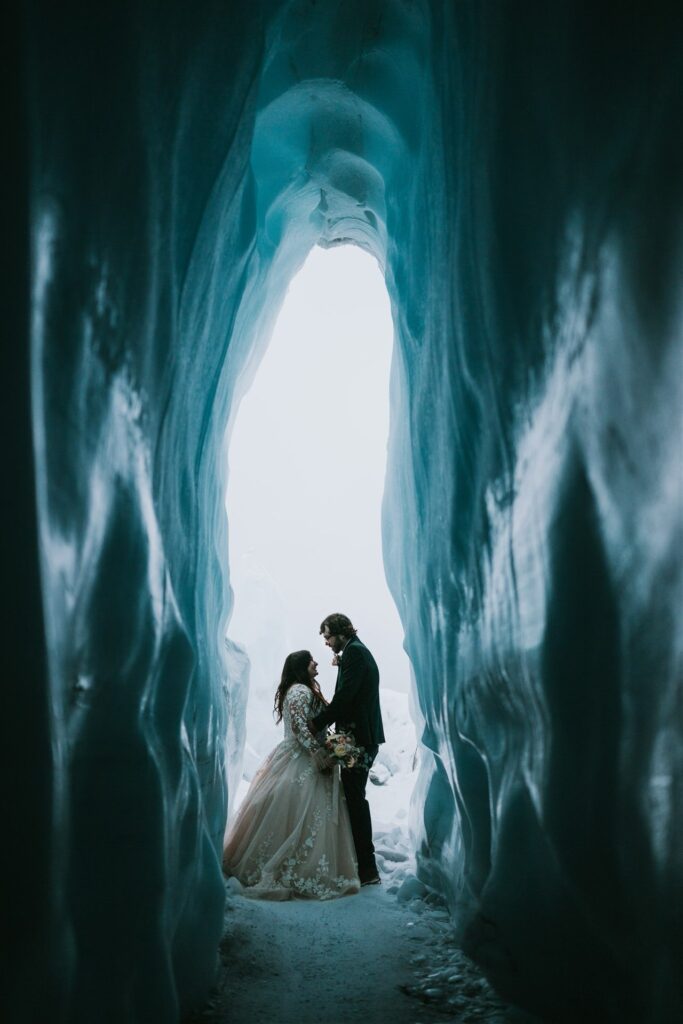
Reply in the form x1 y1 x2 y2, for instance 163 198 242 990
11 1 683 1021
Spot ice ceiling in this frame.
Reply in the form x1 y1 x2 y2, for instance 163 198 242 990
14 1 683 1021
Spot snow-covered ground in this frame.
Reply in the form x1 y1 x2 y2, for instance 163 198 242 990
184 879 539 1024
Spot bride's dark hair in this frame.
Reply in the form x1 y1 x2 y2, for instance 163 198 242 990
273 649 327 724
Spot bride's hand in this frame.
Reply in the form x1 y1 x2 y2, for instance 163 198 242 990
311 748 334 773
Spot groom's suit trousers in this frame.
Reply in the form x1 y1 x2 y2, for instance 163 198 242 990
342 745 378 879
311 636 385 879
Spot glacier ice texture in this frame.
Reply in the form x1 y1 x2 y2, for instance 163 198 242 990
10 1 683 1021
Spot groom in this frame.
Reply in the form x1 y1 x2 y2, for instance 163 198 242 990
310 613 385 886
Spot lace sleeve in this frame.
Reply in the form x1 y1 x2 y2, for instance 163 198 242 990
286 686 323 754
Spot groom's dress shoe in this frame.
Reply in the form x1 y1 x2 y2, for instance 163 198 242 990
360 875 381 887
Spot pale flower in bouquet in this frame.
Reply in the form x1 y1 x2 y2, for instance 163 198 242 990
324 731 364 768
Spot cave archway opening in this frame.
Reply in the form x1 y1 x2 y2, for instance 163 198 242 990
224 242 417 839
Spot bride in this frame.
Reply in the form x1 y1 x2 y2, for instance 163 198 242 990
222 649 360 899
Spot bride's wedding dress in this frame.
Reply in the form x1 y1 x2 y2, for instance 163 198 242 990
222 684 360 900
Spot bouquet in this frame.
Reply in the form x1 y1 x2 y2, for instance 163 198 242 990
324 731 364 768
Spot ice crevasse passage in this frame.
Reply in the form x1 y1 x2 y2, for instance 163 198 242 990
12 2 683 1022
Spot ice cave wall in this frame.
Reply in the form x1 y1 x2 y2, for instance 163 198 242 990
15 2 683 1022
389 8 683 1023
23 5 265 1020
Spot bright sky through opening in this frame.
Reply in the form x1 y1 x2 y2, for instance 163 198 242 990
226 244 411 758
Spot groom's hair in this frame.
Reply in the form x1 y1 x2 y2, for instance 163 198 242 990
320 613 357 639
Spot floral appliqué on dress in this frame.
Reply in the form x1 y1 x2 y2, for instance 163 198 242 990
222 683 360 900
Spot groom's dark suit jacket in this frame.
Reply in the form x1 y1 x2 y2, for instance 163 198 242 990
311 636 385 750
